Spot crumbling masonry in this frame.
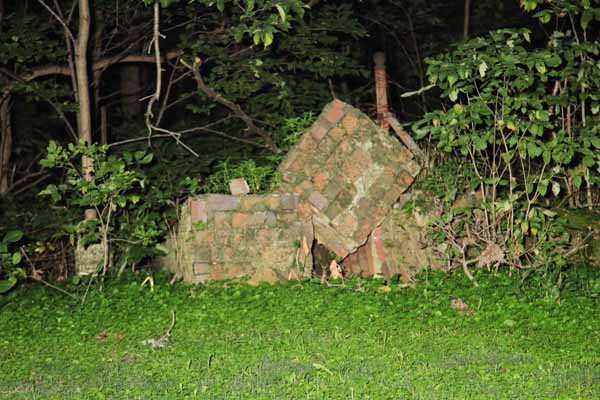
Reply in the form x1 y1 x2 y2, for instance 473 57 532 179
161 100 439 283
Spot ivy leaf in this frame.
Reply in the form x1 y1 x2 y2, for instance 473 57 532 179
535 62 546 74
12 252 22 265
551 181 560 197
3 230 23 243
581 11 593 30
275 4 286 22
478 62 488 78
591 138 600 149
447 75 458 86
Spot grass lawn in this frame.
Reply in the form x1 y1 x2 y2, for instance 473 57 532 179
1 270 599 399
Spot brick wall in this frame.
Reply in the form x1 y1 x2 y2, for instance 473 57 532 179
161 193 313 284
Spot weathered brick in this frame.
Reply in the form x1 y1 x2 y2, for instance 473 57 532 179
223 247 235 262
265 211 278 227
324 99 345 124
232 212 249 228
341 112 359 133
312 124 329 140
398 170 415 188
342 159 363 182
335 213 359 237
193 246 211 261
279 193 299 210
403 159 421 177
265 195 280 210
329 126 346 142
209 263 226 280
190 199 208 224
312 172 329 191
325 201 344 220
308 191 329 211
195 230 213 245
193 262 210 276
229 178 250 196
249 211 268 226
207 194 240 212
213 212 230 229
323 181 342 201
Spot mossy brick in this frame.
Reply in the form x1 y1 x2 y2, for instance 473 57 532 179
265 211 278 227
256 228 273 243
342 158 363 182
207 194 240 212
382 184 404 206
297 202 313 219
209 263 226 280
351 148 374 171
325 201 344 220
308 191 329 211
264 195 280 210
297 134 318 152
281 171 296 184
335 184 357 210
193 247 211 262
312 172 329 191
293 180 313 197
240 196 268 212
193 262 210 276
334 213 359 238
403 159 421 177
341 112 360 133
329 126 346 142
229 232 244 248
214 212 231 229
214 229 230 245
223 247 236 262
314 136 337 162
190 199 208 224
336 140 353 156
277 212 297 224
397 170 415 188
194 230 214 245
323 181 342 200
211 246 224 262
249 211 268 226
232 212 250 228
279 193 299 210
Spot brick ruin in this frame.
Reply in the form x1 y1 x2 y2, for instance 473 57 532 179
161 99 439 284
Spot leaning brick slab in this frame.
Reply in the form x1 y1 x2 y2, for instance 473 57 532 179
278 100 421 257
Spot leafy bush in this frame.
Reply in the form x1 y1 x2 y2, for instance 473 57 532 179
411 1 600 277
0 229 25 293
39 141 168 275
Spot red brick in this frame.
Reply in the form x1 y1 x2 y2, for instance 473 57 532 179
229 178 250 196
335 213 358 237
213 212 230 228
190 199 208 224
232 212 249 228
351 148 373 171
223 247 235 262
279 193 299 210
312 172 329 191
312 124 329 140
193 262 210 276
249 211 267 226
398 170 415 187
342 159 363 182
371 227 386 262
324 100 345 124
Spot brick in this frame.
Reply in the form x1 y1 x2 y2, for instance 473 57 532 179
335 213 359 237
323 181 342 201
265 195 280 210
312 172 329 191
256 228 272 243
308 191 329 211
223 247 235 262
342 159 363 182
195 230 213 245
207 194 240 212
249 211 267 226
351 148 373 172
403 159 421 177
279 193 299 210
335 185 357 210
214 212 230 229
193 262 210 276
265 211 278 227
312 124 329 140
229 178 250 196
398 170 415 188
329 127 346 142
209 263 226 280
240 196 267 211
324 100 345 124
190 199 208 224
193 246 211 261
341 112 359 133
297 135 317 152
232 212 250 228
325 201 344 220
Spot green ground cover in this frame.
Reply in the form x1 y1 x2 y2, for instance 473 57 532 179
1 271 599 399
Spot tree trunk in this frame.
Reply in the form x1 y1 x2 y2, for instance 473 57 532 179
120 64 142 115
463 0 471 39
0 98 12 194
75 0 96 221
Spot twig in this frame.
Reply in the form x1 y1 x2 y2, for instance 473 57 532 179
19 247 77 299
181 58 278 152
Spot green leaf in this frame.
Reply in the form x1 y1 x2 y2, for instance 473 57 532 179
535 62 546 74
551 181 560 197
449 89 458 102
216 0 225 12
3 230 23 244
447 75 457 86
478 62 488 78
275 4 286 22
12 252 22 265
0 278 16 294
581 11 593 30
591 138 600 149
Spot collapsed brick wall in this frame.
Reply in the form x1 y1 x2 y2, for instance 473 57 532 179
161 193 313 283
278 100 421 258
161 99 432 284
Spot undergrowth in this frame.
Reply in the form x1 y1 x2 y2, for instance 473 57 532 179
0 269 599 399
